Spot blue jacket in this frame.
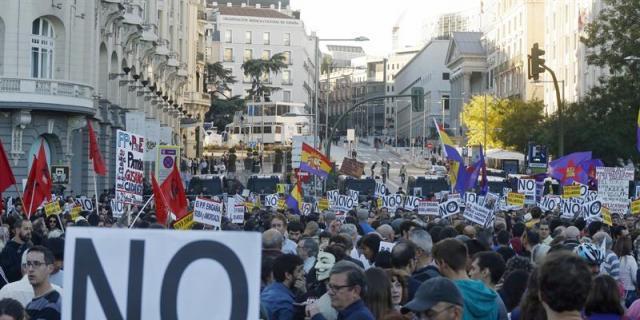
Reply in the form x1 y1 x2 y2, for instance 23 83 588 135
261 282 295 320
455 279 500 320
312 300 374 320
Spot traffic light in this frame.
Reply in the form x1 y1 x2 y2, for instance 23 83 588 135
411 87 424 112
528 43 546 81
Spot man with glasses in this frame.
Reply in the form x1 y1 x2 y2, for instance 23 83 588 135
401 277 464 320
307 260 374 320
25 245 61 320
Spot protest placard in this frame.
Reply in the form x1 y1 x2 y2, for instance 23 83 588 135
317 198 329 211
115 130 145 205
70 206 82 221
348 190 359 203
44 201 61 217
403 196 420 211
507 193 525 207
302 203 312 216
378 241 396 253
632 199 640 215
382 194 403 213
562 185 581 199
173 213 194 230
332 195 355 212
539 195 561 212
418 201 439 216
374 183 386 198
63 228 261 319
327 190 340 205
231 205 245 224
464 202 493 226
561 199 582 220
596 167 634 215
264 194 279 207
439 199 460 218
602 207 613 226
193 197 222 228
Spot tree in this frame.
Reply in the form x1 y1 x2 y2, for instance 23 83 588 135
495 99 545 153
542 0 640 165
204 62 240 132
241 52 287 101
461 95 508 149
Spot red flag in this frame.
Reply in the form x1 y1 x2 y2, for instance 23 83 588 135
23 143 52 217
160 162 188 220
151 174 170 225
0 140 16 193
87 119 106 176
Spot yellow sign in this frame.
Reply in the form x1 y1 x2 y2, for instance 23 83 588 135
507 193 525 207
44 202 61 217
277 199 286 210
318 198 329 211
377 198 382 208
562 185 581 199
70 206 82 221
631 199 640 215
245 202 255 212
173 213 194 230
602 207 613 226
276 184 288 194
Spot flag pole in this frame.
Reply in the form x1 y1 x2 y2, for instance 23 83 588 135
26 177 37 219
129 195 154 228
93 172 99 217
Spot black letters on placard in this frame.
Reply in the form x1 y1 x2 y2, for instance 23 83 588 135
160 240 249 320
71 238 145 320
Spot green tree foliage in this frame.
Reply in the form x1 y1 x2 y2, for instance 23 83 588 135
495 99 545 153
241 52 287 101
204 62 240 132
541 0 640 165
462 96 545 151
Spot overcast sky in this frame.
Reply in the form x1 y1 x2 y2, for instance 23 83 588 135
290 0 480 56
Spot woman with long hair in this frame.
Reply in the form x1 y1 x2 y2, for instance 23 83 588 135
614 235 638 307
386 269 409 310
363 267 401 319
583 274 625 320
512 268 546 320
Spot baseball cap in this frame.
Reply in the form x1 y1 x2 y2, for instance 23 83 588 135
401 277 463 314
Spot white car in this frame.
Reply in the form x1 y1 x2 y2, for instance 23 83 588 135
429 165 448 177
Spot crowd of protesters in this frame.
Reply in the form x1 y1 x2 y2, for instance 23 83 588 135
2 185 640 319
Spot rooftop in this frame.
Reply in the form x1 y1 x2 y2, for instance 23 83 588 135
218 6 293 19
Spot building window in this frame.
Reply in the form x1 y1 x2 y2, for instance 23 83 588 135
224 30 232 43
283 33 291 46
244 49 252 62
275 126 282 134
31 18 55 79
283 90 291 102
263 32 270 45
245 31 252 44
282 70 291 84
223 48 233 62
442 72 450 80
262 50 271 60
442 95 450 110
283 51 291 64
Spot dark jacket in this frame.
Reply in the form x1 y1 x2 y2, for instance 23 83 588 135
0 240 30 283
261 282 296 320
312 299 374 320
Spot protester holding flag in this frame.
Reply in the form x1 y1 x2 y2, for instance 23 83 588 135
22 143 51 218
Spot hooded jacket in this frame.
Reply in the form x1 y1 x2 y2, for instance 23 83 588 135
455 279 501 320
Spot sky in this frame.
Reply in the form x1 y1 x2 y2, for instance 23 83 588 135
290 0 480 56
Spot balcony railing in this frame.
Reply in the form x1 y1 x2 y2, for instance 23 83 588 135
183 91 211 106
0 77 94 112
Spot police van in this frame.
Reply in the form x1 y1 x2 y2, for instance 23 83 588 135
408 175 450 197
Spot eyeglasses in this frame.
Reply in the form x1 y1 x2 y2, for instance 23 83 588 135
326 283 354 292
25 261 46 268
421 305 455 320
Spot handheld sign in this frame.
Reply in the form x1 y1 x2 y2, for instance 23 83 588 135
464 202 493 227
561 199 581 219
464 192 477 206
378 241 396 253
403 196 420 211
562 185 581 199
602 207 613 226
583 200 602 221
539 196 561 212
231 205 245 224
173 213 194 230
374 183 386 198
45 201 62 217
193 197 222 228
507 193 525 207
70 206 82 221
264 194 279 207
302 203 312 216
517 179 536 196
382 194 403 213
439 199 460 219
63 228 261 319
332 195 355 212
348 190 359 203
327 190 339 205
418 201 439 216
317 198 329 211
631 199 640 215
76 197 94 212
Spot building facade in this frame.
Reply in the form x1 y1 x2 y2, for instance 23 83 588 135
384 47 419 133
0 0 200 197
392 40 451 140
204 3 316 107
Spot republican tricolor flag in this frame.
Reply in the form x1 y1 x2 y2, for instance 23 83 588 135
299 143 332 179
434 119 465 192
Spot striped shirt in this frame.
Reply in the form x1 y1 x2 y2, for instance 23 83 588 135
26 290 61 320
600 250 621 281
